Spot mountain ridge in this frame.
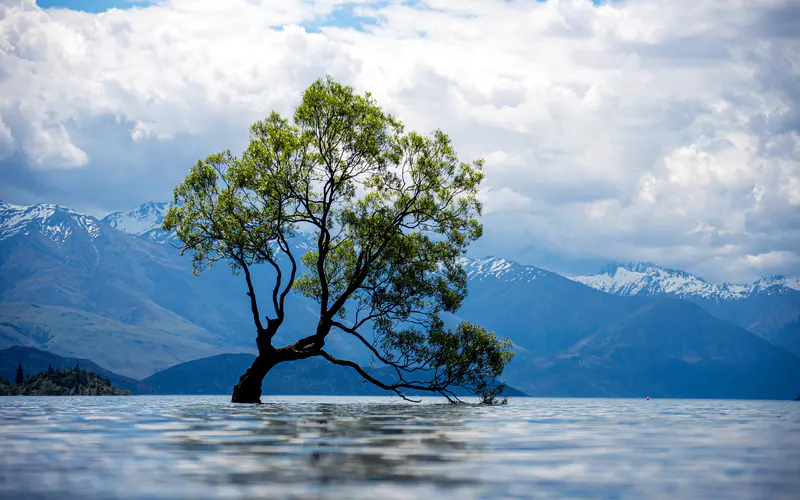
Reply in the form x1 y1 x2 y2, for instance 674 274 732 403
102 201 175 243
571 262 800 300
1 199 799 398
45 199 800 296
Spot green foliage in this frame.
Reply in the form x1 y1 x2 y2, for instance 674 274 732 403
165 76 513 403
15 363 23 385
0 366 131 396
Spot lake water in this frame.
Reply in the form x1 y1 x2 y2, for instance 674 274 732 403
0 396 798 499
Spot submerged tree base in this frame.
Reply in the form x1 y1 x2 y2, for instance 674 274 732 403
230 387 262 404
230 354 278 403
231 376 263 403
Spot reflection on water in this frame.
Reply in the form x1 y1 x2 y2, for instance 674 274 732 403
0 396 798 499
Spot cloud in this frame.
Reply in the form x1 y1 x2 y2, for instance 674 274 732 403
0 0 798 282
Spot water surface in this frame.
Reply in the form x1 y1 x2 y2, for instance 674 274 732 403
0 396 798 499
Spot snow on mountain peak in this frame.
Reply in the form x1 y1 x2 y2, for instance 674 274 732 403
460 256 548 283
597 262 699 281
103 201 174 242
0 201 101 246
749 275 800 293
571 263 799 300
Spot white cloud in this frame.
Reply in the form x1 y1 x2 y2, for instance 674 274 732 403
0 0 798 281
479 187 533 214
0 116 14 158
735 251 800 278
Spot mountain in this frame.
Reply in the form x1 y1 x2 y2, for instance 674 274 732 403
0 346 152 393
102 201 175 243
570 262 800 343
0 201 372 378
0 201 102 245
456 257 649 356
2 199 799 400
449 259 800 399
571 262 800 299
143 353 526 397
0 201 259 377
502 299 800 399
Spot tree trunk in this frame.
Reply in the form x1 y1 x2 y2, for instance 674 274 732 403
231 354 278 403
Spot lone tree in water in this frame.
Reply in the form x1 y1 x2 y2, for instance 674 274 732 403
165 76 514 403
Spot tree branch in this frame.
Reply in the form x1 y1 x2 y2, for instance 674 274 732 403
240 260 265 333
319 350 458 403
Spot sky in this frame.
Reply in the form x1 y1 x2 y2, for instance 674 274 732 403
0 0 798 282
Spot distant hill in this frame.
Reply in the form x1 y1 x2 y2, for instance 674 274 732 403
143 353 526 398
0 365 131 396
0 346 153 394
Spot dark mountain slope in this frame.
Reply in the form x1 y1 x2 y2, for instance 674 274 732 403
693 291 800 342
456 257 648 356
772 316 800 358
503 299 800 399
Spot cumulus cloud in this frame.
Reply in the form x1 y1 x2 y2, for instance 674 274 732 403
0 0 798 281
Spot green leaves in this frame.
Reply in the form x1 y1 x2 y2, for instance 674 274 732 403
431 322 515 403
165 75 513 403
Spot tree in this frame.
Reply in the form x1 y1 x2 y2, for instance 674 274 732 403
15 363 24 385
165 76 514 404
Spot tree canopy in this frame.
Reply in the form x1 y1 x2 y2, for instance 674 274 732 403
164 76 513 403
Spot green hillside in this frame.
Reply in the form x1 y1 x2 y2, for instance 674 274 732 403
0 366 131 396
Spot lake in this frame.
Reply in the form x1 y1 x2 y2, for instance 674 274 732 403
0 396 797 499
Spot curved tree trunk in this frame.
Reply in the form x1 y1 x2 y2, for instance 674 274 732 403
231 354 278 403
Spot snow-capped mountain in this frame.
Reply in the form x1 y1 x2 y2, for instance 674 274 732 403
461 256 551 283
0 199 257 378
101 202 322 253
749 275 800 294
102 201 174 242
0 200 102 247
570 262 800 300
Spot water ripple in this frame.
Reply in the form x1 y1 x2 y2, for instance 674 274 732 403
0 396 798 499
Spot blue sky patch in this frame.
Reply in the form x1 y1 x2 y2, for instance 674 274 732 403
36 0 153 13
